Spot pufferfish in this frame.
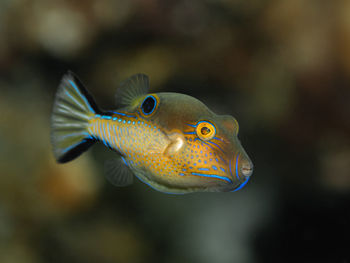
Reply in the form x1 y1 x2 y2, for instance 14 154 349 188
50 72 253 194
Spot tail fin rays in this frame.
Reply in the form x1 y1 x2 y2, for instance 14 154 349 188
51 72 99 163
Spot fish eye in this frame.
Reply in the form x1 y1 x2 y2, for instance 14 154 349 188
140 95 158 116
196 121 216 141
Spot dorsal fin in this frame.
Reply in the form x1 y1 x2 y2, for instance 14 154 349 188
115 74 149 108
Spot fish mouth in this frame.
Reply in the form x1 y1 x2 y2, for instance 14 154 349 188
241 163 253 177
229 153 252 191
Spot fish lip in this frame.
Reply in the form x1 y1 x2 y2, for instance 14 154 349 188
241 158 253 177
241 165 253 177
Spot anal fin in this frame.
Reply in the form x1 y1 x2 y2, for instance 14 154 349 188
104 156 134 187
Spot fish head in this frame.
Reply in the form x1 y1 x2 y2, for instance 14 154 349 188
129 92 253 192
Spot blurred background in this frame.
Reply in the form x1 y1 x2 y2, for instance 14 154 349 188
1 0 350 262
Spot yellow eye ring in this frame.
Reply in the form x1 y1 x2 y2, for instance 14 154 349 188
196 121 216 141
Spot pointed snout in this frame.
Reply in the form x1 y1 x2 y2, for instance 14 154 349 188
240 159 253 177
229 152 253 182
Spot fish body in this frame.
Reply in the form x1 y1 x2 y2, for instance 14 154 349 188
51 72 253 194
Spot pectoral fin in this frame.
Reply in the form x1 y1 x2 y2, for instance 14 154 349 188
104 157 134 187
163 133 185 157
145 132 185 157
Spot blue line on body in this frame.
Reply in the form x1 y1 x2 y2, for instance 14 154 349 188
194 138 216 152
207 141 225 154
191 172 232 183
235 154 240 180
113 111 137 118
232 176 250 192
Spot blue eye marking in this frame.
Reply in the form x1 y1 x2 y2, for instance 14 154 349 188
141 95 157 115
191 172 232 183
68 79 95 113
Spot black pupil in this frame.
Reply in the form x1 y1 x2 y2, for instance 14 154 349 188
201 127 210 135
142 96 155 114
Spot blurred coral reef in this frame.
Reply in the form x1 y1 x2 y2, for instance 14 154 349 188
0 0 349 263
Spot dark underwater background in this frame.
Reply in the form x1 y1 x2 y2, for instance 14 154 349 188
0 1 349 263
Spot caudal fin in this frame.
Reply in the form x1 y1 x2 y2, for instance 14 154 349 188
50 72 99 163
